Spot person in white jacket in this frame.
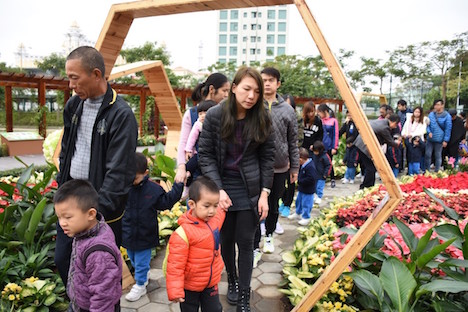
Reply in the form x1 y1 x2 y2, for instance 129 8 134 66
401 106 427 172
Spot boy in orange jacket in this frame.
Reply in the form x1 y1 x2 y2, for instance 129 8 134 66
166 176 225 311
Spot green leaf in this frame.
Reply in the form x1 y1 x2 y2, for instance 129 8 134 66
346 270 383 308
463 222 468 260
16 164 34 193
435 224 463 249
44 294 57 306
393 217 418 256
0 181 15 196
439 259 468 268
16 207 34 241
440 267 468 282
24 198 48 244
415 237 456 269
416 280 468 297
415 228 433 257
379 257 417 312
423 187 459 221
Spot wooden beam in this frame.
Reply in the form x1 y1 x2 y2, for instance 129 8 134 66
291 0 403 310
38 81 47 138
139 89 146 137
5 86 13 132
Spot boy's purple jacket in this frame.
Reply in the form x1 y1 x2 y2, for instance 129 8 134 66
68 214 122 312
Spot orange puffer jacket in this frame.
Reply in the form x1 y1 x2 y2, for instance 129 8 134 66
166 207 225 301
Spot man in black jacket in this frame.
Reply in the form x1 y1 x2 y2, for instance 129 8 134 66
55 46 138 287
443 109 466 167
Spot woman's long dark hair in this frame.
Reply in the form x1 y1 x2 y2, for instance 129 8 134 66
221 67 271 143
303 101 316 125
411 106 424 124
191 72 228 102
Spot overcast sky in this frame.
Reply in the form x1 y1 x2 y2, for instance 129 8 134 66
1 0 467 78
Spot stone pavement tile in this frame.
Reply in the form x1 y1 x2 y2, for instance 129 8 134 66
137 302 171 312
256 285 283 299
146 279 160 293
258 262 283 273
252 267 263 277
121 308 137 312
218 280 228 295
250 277 261 291
120 294 150 309
147 288 171 305
169 302 181 312
149 268 164 281
254 298 290 312
262 253 282 263
257 272 283 285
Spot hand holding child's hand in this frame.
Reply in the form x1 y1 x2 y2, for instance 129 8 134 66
218 190 232 211
173 298 185 303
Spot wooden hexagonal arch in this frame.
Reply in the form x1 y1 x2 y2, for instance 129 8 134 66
96 1 403 310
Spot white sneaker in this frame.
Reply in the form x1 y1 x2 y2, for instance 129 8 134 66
253 248 262 268
356 172 362 178
342 178 349 184
274 222 284 235
260 222 266 236
125 284 147 302
315 197 322 205
263 235 275 253
298 218 311 226
288 213 300 220
349 179 354 184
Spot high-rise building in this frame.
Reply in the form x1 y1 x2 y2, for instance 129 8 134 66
216 6 289 66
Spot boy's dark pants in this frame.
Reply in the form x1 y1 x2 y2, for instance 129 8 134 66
180 286 222 312
55 220 122 287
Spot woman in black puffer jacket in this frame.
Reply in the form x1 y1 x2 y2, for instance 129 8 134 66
198 67 275 312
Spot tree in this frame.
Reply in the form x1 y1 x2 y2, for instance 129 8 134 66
207 61 238 81
35 53 66 77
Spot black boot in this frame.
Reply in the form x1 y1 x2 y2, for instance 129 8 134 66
236 287 251 312
227 272 239 305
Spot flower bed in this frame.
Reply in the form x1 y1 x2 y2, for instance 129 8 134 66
281 171 468 311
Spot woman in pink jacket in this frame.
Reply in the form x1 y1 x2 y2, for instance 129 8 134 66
317 104 339 188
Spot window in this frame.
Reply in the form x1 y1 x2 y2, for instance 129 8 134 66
257 36 261 43
278 10 287 19
220 10 227 19
243 48 246 54
250 48 256 55
219 34 227 44
267 22 275 31
229 59 237 64
258 12 262 18
267 35 275 44
278 35 286 44
243 12 247 17
219 47 226 56
219 58 226 64
267 10 275 19
257 49 261 54
230 34 238 43
251 12 257 18
257 24 261 30
250 36 256 43
229 47 237 56
230 22 238 31
231 10 238 19
277 47 286 55
243 24 247 30
267 47 274 56
243 36 247 42
251 24 257 30
278 22 286 32
219 22 227 32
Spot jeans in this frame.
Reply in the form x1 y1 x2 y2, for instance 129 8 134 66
295 192 314 219
392 168 399 177
316 179 325 199
127 248 152 286
181 286 222 312
425 140 443 172
408 162 420 175
344 167 356 181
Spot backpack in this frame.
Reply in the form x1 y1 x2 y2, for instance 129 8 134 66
82 244 119 267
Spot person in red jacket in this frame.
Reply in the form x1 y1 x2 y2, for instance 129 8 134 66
166 176 226 311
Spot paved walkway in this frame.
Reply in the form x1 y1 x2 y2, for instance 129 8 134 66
120 181 360 312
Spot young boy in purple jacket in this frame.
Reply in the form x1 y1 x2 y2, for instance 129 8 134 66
54 179 122 312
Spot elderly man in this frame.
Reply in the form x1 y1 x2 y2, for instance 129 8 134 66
55 46 138 287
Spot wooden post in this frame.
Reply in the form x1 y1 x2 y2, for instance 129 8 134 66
291 0 403 310
154 104 160 140
5 86 13 132
139 90 146 137
38 81 47 138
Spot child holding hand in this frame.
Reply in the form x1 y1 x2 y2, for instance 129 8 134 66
166 176 226 311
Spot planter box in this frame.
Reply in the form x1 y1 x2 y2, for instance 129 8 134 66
1 132 44 156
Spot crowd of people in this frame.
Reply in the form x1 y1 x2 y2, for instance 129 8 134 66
52 46 468 312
